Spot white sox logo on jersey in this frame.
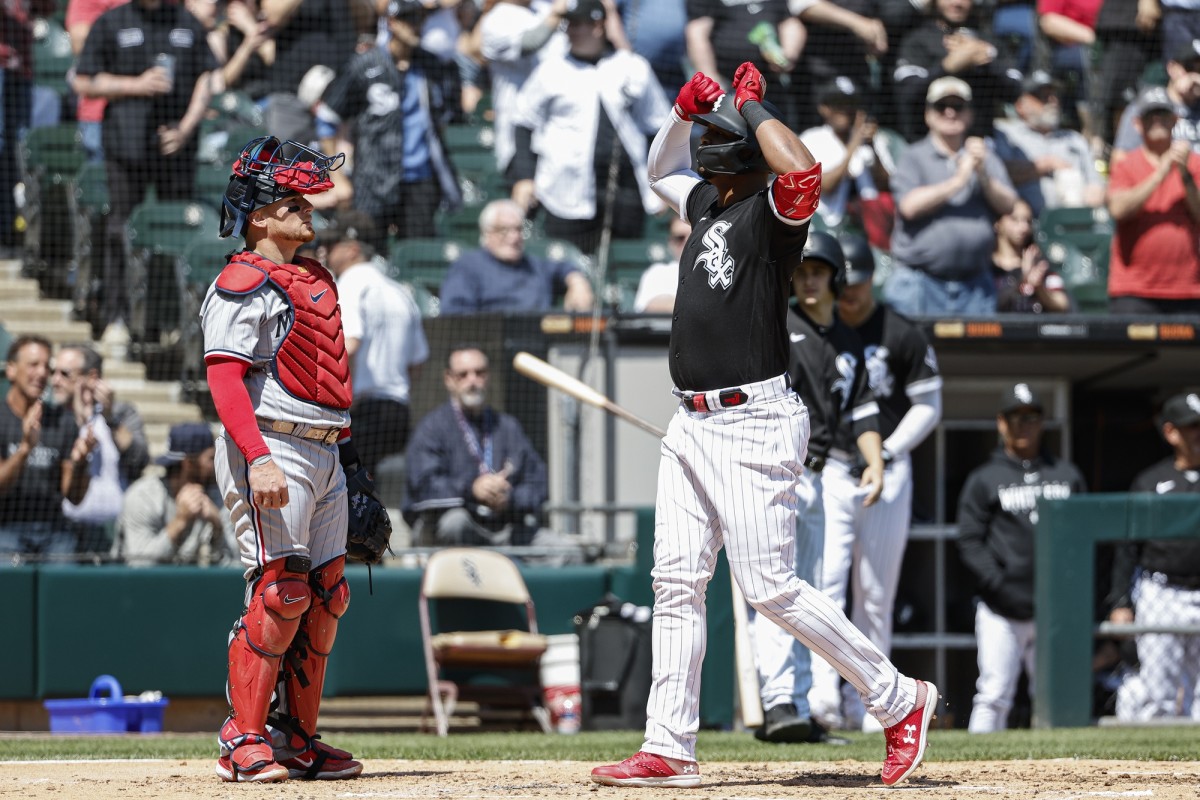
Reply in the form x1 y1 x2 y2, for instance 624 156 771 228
366 82 400 116
864 344 895 399
833 352 858 412
695 220 735 289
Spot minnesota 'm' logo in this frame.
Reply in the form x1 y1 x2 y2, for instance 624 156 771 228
696 220 735 289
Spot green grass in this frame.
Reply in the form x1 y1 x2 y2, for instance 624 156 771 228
3 727 1199 763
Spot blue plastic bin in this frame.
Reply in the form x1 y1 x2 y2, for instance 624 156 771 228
44 675 169 734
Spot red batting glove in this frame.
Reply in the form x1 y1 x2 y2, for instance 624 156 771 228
732 61 766 111
674 72 723 121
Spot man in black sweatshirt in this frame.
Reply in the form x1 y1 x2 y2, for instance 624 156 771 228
956 383 1086 732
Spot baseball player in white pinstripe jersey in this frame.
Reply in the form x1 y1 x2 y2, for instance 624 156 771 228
812 234 944 732
591 64 937 789
201 136 380 783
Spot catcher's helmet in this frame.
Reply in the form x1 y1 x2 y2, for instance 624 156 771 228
838 233 875 287
800 230 847 297
692 94 776 175
219 136 345 239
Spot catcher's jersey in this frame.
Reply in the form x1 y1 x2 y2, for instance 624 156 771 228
786 306 878 459
852 304 942 440
671 181 810 391
200 279 351 428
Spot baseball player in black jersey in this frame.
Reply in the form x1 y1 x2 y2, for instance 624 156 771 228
1111 391 1200 720
750 231 883 744
956 383 1086 733
591 63 937 789
813 234 944 732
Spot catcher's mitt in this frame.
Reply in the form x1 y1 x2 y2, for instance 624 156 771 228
345 466 392 564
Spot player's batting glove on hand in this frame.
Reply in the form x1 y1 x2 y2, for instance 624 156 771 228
732 61 766 111
344 466 392 564
674 72 722 121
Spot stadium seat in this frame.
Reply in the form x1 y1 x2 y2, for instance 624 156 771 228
208 90 265 128
601 238 669 310
436 203 485 243
69 161 110 325
125 201 221 348
450 149 501 183
419 548 551 736
1035 206 1113 314
31 18 73 100
525 238 591 275
388 238 469 294
873 127 908 175
194 160 233 209
443 123 495 155
19 124 86 296
177 235 241 388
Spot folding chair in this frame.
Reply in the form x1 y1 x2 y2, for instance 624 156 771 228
419 548 552 736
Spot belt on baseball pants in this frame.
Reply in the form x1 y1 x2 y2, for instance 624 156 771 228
674 374 791 413
257 417 343 445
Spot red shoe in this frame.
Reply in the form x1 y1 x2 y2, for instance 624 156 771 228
591 751 701 788
278 737 363 780
881 680 938 786
215 741 289 783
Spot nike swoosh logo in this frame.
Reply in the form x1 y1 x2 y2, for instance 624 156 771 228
310 289 328 303
1156 480 1175 494
789 333 806 342
282 595 306 604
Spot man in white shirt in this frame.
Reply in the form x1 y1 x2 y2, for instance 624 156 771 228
633 218 690 313
321 211 429 475
799 77 892 231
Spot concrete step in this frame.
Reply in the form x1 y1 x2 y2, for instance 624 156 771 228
137 400 204 426
103 360 146 380
0 259 22 280
0 299 73 323
3 319 95 344
110 382 179 406
0 278 43 302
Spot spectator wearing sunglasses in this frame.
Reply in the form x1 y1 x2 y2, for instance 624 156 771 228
883 77 1017 317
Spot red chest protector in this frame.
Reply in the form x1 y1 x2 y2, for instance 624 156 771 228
215 251 352 410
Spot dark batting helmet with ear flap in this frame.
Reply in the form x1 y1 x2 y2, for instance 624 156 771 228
838 233 875 287
219 136 346 238
800 231 847 297
692 94 781 175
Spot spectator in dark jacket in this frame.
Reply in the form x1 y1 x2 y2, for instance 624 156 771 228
956 383 1086 732
403 344 550 547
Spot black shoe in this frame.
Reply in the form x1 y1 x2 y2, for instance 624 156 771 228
806 719 851 746
754 703 813 743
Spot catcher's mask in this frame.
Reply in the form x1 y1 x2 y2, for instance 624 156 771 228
219 136 345 239
692 94 778 176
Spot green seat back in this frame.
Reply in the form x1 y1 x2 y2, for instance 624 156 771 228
127 201 221 257
180 235 240 289
388 238 469 291
73 161 109 216
605 238 670 282
32 19 74 98
21 124 85 183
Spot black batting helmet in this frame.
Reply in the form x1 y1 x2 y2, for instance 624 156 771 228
838 233 875 287
219 136 345 239
692 94 776 175
801 230 847 297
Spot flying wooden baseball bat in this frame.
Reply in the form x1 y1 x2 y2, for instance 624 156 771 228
513 351 667 439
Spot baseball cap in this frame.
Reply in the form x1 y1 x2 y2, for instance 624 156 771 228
1135 85 1186 118
1161 391 1200 427
1170 38 1200 66
999 383 1044 415
817 76 861 107
564 0 605 22
1020 69 1060 97
320 210 377 247
926 76 973 105
156 423 215 466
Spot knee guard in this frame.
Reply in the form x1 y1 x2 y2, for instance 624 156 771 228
272 556 350 749
224 556 312 747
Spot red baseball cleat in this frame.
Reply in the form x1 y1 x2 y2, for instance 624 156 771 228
591 751 701 788
881 680 938 786
278 738 363 780
215 742 289 783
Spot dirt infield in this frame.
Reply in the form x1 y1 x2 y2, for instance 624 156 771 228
2 758 1199 798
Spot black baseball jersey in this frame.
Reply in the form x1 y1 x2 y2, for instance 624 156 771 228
850 304 942 440
786 307 878 459
320 46 451 208
956 448 1087 620
1129 458 1200 576
0 402 79 526
671 182 810 391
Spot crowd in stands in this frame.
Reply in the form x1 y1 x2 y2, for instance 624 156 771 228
2 0 1200 324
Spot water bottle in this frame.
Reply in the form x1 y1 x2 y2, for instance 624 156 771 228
154 53 175 92
556 695 581 734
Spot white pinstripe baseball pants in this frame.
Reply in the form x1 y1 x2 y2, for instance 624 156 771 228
642 376 919 762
